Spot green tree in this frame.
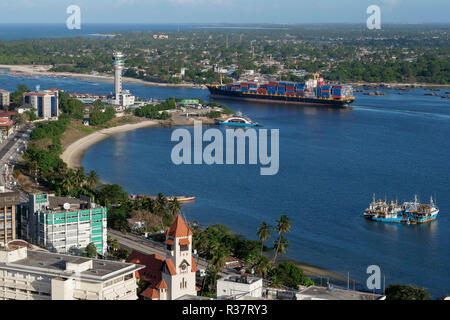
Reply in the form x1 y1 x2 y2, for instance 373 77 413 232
272 215 291 266
254 256 271 278
257 221 272 256
83 243 97 258
87 170 99 190
271 262 314 288
385 284 431 300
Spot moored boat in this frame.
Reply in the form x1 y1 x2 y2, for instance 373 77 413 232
216 111 261 127
364 194 439 224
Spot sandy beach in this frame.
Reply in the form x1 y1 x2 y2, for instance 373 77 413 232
0 64 206 89
61 120 159 168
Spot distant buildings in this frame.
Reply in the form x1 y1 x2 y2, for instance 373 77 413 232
217 275 263 300
0 245 144 300
19 194 108 255
126 214 199 300
0 89 9 108
0 191 21 247
23 89 59 119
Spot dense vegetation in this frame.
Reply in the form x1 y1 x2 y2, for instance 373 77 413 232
385 284 432 300
1 24 448 84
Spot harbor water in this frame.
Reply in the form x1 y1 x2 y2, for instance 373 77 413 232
1 72 449 297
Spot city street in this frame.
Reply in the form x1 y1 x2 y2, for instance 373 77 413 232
108 228 237 278
0 123 33 202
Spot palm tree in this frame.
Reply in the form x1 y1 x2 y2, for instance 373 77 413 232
75 168 86 187
156 193 167 214
272 215 291 266
272 235 289 261
257 221 272 257
254 255 271 278
168 198 182 216
86 170 99 190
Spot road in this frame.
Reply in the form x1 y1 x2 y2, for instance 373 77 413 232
0 124 33 202
108 229 236 278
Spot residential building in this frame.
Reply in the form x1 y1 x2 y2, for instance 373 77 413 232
0 89 9 108
126 214 199 300
19 194 108 255
23 89 59 119
217 275 263 300
0 245 144 300
0 191 21 247
0 117 14 136
295 285 385 300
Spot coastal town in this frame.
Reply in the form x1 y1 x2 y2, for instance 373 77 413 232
0 3 448 306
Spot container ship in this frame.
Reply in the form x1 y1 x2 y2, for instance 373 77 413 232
363 195 439 224
207 75 355 107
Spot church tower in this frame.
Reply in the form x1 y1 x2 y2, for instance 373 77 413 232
161 214 198 300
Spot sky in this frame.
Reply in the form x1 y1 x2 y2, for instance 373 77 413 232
0 0 449 24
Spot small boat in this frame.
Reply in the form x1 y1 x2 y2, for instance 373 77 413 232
216 111 261 127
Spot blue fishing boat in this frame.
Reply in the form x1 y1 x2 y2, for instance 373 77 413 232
364 195 439 224
216 111 261 127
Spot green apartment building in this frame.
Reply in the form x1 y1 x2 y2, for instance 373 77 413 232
19 194 107 255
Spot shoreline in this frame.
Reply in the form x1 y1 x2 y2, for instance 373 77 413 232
61 117 350 283
61 120 159 168
0 64 206 89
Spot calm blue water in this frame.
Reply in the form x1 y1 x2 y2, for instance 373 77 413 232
1 73 449 297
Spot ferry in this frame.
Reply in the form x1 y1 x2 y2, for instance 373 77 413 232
364 195 439 224
216 111 261 127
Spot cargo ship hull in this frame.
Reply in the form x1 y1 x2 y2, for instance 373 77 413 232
207 85 354 107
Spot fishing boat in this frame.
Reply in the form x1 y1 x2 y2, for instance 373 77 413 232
364 194 439 224
216 111 261 127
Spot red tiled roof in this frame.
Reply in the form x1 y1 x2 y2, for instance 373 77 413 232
179 238 190 245
164 239 174 245
126 250 164 285
191 257 198 272
195 286 200 291
156 279 167 289
141 287 159 300
166 214 193 238
164 259 177 276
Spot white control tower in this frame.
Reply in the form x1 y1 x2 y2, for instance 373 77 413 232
112 51 125 101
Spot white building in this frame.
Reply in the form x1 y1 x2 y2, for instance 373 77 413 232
127 214 199 300
0 245 144 300
0 89 9 108
23 89 59 119
110 51 135 108
217 275 263 300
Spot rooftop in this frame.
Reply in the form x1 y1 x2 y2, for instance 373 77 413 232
1 249 144 282
221 275 262 285
297 286 384 300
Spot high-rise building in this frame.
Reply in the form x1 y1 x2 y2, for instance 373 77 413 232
113 51 124 101
110 51 135 108
0 191 21 247
19 194 108 255
0 245 144 300
0 89 10 108
23 89 59 119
